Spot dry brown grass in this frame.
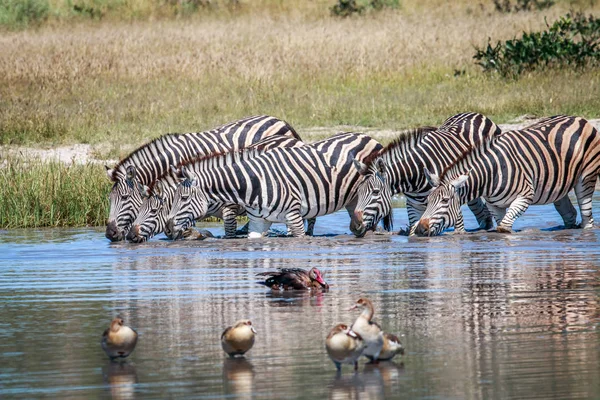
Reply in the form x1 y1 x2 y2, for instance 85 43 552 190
1 1 599 157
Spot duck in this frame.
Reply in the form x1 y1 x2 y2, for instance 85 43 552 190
326 323 366 371
101 317 138 359
369 332 404 361
221 320 257 357
349 298 384 362
256 267 329 290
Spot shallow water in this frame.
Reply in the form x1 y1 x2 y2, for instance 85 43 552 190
1 194 600 399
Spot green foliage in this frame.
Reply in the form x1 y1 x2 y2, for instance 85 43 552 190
474 12 600 77
0 0 49 28
0 157 109 228
330 0 399 17
492 0 555 13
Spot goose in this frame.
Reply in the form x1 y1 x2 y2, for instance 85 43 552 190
221 320 257 357
349 298 384 362
326 323 366 371
256 267 329 290
101 317 138 359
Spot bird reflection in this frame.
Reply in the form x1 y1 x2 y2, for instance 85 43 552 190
102 361 138 400
265 288 327 307
328 361 404 400
223 357 255 398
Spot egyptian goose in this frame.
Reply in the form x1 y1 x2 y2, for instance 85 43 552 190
256 267 329 290
101 317 138 359
326 323 366 371
369 332 404 361
349 298 384 362
221 320 257 357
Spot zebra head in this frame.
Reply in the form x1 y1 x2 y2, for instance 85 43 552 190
105 165 144 242
415 168 469 236
166 166 210 240
350 158 394 238
127 180 169 243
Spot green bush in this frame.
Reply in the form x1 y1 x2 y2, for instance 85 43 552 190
0 0 49 28
492 0 555 13
331 0 399 17
474 12 600 77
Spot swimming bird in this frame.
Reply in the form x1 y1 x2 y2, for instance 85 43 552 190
256 267 329 290
326 323 366 371
221 320 257 357
349 298 384 362
101 317 138 359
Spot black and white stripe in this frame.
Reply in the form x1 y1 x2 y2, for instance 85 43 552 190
166 132 383 238
105 115 300 241
352 112 501 235
415 115 600 236
127 135 304 242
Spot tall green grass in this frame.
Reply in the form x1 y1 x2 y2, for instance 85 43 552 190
0 157 108 228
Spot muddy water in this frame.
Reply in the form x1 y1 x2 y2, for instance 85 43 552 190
1 194 599 399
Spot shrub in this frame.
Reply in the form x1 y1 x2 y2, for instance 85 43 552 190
474 12 600 77
0 0 49 28
492 0 555 13
331 0 399 17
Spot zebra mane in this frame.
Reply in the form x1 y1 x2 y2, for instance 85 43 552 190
109 133 184 182
363 126 438 165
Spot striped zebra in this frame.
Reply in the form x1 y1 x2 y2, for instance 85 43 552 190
126 135 305 242
415 115 600 236
105 115 300 241
165 132 384 238
351 112 500 235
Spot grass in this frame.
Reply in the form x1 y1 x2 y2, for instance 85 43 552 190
0 156 109 228
0 0 599 227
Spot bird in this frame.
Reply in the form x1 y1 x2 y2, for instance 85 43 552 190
101 316 138 359
256 267 329 290
326 323 366 371
221 320 257 358
369 332 404 361
348 298 384 362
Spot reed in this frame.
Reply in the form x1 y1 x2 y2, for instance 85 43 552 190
0 156 109 228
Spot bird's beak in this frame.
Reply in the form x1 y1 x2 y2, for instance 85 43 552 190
251 326 257 334
347 304 358 311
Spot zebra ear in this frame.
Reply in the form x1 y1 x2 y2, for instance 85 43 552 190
353 159 369 176
137 182 151 198
375 158 387 181
423 167 440 187
450 172 470 189
105 165 114 180
126 165 136 181
170 165 183 179
154 180 164 196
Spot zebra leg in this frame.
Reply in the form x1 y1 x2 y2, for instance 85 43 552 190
485 203 506 227
305 218 317 236
467 198 494 230
404 199 426 236
553 195 578 229
222 206 240 238
574 177 597 229
286 211 306 237
454 211 466 234
497 195 533 233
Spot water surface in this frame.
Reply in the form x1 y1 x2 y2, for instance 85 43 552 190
1 194 599 399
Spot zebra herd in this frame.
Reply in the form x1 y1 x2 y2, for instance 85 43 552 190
105 113 600 242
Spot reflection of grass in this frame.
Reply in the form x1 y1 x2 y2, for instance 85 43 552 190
0 156 109 228
2 2 599 155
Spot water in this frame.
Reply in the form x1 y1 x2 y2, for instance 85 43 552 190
1 194 600 399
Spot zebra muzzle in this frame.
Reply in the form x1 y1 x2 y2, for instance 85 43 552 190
415 219 430 237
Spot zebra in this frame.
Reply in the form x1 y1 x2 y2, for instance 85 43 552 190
165 132 384 239
415 115 600 236
126 135 305 242
348 112 500 236
104 115 300 241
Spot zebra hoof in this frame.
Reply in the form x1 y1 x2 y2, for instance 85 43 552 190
397 227 411 236
496 226 512 234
